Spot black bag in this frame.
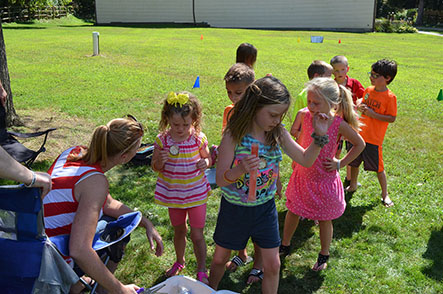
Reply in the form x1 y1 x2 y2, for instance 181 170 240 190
129 143 154 166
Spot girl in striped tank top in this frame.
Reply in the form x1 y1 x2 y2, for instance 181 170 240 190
151 91 212 283
208 76 330 294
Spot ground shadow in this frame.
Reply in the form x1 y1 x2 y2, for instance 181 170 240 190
278 271 324 294
333 197 377 240
422 227 443 281
3 26 46 30
277 209 316 255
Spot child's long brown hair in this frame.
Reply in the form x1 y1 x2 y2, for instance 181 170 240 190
225 76 290 147
69 116 144 164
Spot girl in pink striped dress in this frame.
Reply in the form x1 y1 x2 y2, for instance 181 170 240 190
151 91 212 283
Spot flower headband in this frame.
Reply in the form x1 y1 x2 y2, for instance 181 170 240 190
167 92 189 108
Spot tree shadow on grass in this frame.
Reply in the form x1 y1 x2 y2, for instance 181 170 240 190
422 227 443 281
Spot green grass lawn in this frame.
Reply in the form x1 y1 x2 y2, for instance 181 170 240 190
3 16 443 293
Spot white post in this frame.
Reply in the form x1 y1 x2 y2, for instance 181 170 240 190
92 32 100 56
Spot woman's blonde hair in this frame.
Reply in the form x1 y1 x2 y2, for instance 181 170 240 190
159 91 202 134
69 116 144 164
306 77 361 131
225 76 290 147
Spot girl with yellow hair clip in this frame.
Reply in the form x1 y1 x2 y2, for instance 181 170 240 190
151 91 212 284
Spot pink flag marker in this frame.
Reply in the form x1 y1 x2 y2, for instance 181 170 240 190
248 144 259 202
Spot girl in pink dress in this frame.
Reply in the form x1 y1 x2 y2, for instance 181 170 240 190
281 77 365 271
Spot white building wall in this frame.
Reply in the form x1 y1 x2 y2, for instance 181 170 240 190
96 0 374 31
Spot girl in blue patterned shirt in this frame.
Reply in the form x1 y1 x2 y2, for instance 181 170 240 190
208 76 330 293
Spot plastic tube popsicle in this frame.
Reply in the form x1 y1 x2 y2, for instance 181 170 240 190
248 143 259 202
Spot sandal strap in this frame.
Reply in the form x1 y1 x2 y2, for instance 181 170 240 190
316 253 329 267
171 261 185 272
248 268 264 280
197 271 209 282
231 255 245 267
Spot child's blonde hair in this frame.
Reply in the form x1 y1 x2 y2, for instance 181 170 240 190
306 77 361 131
159 91 202 134
226 76 290 147
69 116 144 164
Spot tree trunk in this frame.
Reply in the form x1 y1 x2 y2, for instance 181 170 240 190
0 21 21 128
415 0 425 26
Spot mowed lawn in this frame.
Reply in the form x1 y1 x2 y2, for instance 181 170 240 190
3 16 443 293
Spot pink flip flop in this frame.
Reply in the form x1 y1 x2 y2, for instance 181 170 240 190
166 261 185 277
197 271 209 285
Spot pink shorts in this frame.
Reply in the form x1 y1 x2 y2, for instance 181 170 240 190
168 204 207 228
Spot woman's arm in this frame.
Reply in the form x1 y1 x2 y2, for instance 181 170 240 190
103 194 164 257
0 146 52 197
70 174 129 293
215 133 259 187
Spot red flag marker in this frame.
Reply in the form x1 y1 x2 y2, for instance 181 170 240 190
338 39 341 44
248 144 259 202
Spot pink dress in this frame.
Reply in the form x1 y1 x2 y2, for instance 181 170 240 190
286 111 345 221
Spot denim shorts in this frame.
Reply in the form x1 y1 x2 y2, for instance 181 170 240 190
213 197 280 250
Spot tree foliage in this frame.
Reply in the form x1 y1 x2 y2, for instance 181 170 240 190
376 0 442 18
0 0 72 7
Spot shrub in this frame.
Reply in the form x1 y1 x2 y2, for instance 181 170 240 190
375 18 418 33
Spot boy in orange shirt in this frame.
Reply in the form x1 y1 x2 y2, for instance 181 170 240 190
348 59 398 207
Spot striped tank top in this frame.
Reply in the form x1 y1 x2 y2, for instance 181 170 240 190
43 146 104 238
221 134 282 206
154 131 211 208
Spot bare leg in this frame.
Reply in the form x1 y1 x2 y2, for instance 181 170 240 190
346 165 352 183
312 220 333 271
259 246 280 294
166 223 187 276
246 243 263 284
209 245 232 290
281 210 300 246
318 221 333 256
190 226 208 283
377 170 393 207
347 166 360 192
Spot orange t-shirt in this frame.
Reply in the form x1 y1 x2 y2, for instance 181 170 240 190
222 104 234 133
359 87 397 146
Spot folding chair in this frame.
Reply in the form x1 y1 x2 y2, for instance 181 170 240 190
49 211 142 293
0 185 78 294
0 127 56 168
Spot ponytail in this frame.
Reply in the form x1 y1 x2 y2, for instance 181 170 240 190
69 117 144 165
305 78 362 132
337 85 362 131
